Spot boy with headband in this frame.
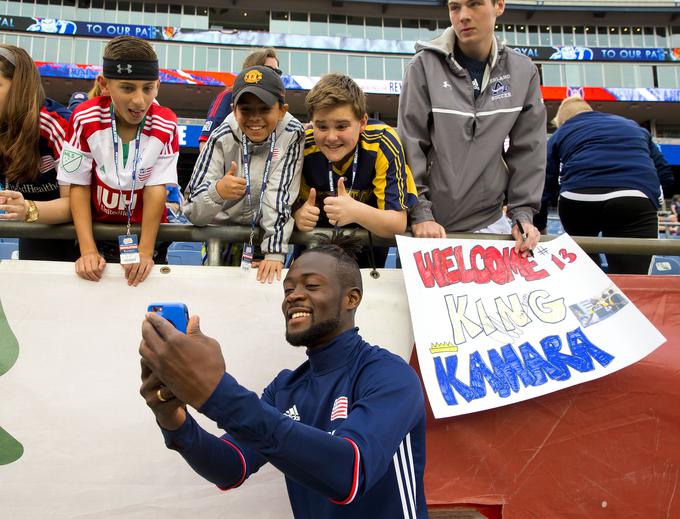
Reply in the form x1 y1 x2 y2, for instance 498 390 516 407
58 36 179 286
184 66 304 284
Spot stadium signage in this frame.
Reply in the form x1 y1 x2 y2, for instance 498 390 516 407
0 16 15 28
8 15 680 61
513 45 674 62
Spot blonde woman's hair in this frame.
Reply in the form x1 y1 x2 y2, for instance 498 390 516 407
553 95 593 128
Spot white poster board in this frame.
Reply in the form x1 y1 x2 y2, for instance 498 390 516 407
0 261 413 518
397 234 666 419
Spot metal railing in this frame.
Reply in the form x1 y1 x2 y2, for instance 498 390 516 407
2 222 680 266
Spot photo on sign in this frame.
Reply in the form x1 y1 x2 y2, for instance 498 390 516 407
569 286 628 328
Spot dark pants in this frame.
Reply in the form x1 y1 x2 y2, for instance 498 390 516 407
19 238 78 262
558 195 658 274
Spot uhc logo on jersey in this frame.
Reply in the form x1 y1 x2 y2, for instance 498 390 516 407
330 396 349 421
96 184 138 215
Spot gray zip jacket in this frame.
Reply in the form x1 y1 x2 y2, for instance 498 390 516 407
184 112 304 263
398 28 546 232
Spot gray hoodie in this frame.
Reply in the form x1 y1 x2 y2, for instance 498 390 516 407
398 27 546 232
184 111 304 263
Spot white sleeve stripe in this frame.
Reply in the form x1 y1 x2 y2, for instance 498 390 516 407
393 452 411 519
145 125 175 136
269 134 291 252
393 435 418 519
72 116 111 136
405 433 417 508
40 123 62 145
40 113 66 139
399 438 417 518
73 105 109 122
147 113 177 127
40 122 65 144
146 118 177 132
187 125 233 199
271 130 301 252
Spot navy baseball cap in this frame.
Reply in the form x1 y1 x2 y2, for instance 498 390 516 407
67 91 88 111
232 66 285 107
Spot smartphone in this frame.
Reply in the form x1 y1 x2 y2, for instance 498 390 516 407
147 303 189 334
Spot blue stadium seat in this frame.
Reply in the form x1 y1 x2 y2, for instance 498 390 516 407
546 215 564 235
0 238 19 260
650 256 680 275
385 247 398 268
166 241 206 265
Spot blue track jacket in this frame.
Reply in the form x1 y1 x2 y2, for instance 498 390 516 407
162 328 428 519
535 110 675 229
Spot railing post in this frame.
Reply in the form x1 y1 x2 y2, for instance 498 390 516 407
206 239 222 266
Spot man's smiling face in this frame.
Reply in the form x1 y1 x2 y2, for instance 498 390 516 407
282 252 346 349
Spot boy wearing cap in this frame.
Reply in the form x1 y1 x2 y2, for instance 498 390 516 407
184 66 304 284
58 36 179 286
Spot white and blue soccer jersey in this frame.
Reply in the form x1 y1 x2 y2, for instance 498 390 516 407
162 328 428 519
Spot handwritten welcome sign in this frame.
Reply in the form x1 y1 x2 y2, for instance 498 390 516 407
397 234 666 419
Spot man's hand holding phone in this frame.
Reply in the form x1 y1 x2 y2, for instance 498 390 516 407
140 308 226 411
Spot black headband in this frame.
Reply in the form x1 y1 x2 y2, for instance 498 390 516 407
102 58 159 80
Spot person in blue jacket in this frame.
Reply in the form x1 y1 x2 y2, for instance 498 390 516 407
139 234 428 519
535 95 675 274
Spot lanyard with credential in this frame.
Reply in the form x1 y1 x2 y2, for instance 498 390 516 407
110 104 143 236
242 131 276 249
327 145 359 197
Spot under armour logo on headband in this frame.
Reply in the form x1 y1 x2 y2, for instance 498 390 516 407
103 58 159 80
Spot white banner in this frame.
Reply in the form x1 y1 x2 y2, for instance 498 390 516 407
0 261 413 518
397 234 666 419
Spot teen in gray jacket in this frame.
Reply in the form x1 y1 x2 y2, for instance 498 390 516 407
184 66 304 282
398 0 545 256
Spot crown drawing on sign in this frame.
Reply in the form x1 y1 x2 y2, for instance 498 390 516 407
117 64 132 74
244 70 263 84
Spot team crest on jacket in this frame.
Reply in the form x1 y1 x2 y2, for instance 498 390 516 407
61 149 84 173
330 396 349 421
489 74 512 101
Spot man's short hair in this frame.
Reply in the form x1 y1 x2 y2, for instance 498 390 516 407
303 232 363 293
103 36 157 61
242 47 279 70
305 73 367 120
553 95 593 128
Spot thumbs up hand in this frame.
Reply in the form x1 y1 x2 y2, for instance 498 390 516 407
323 177 358 227
293 187 321 232
216 161 247 200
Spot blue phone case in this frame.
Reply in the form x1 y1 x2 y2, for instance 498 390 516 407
147 303 189 334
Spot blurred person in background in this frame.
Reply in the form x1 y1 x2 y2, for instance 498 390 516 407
535 95 675 274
